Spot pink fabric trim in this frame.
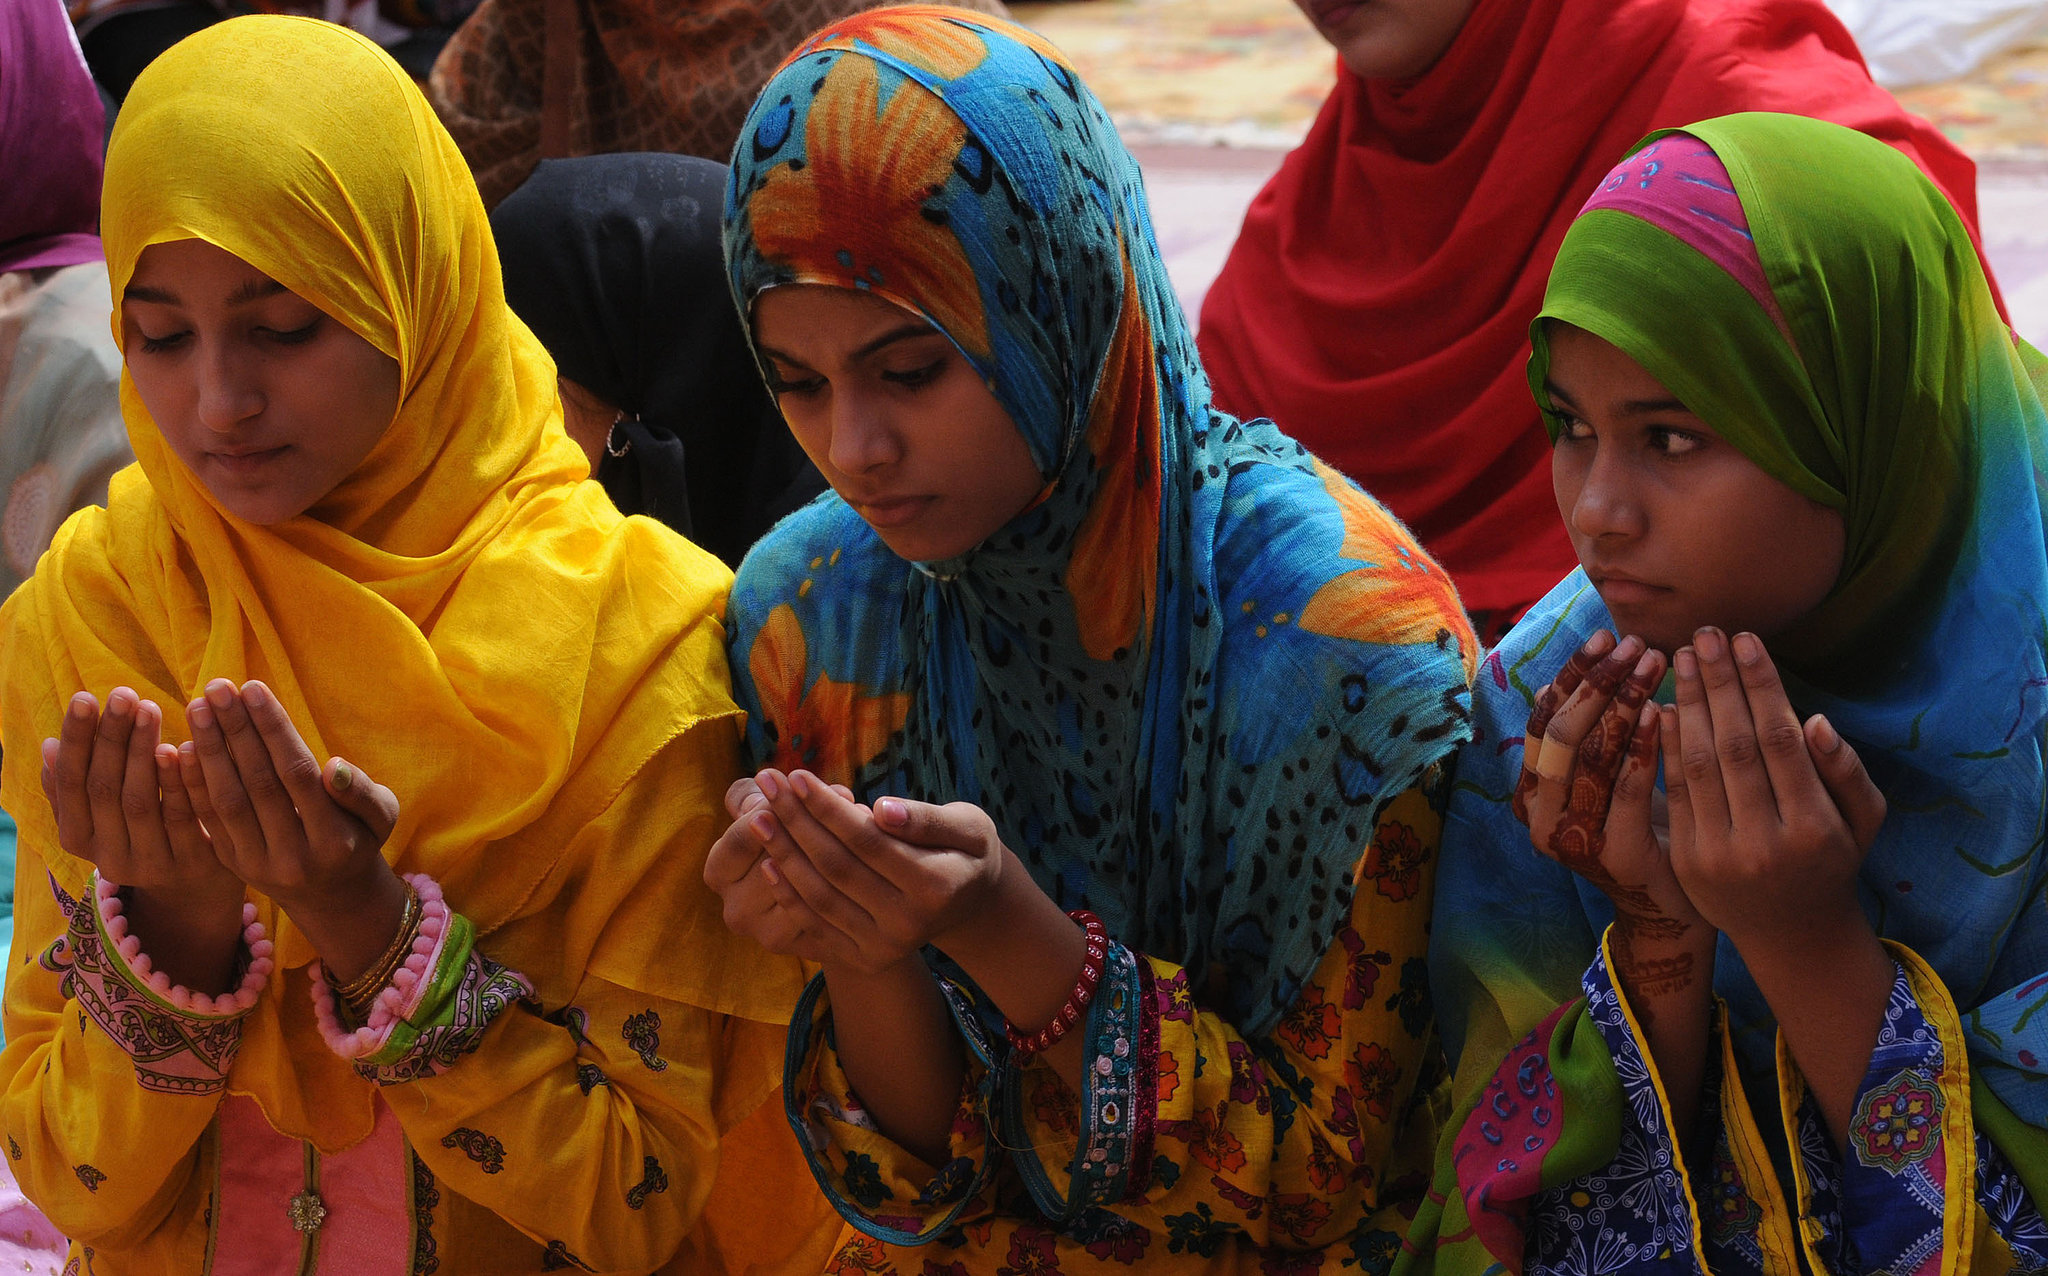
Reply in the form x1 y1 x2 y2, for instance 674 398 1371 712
211 1096 309 1276
301 1100 413 1276
51 873 264 1095
210 1094 415 1276
308 874 451 1060
1580 135 1795 346
96 878 272 1015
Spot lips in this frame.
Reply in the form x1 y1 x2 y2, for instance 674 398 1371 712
207 445 290 477
852 494 936 530
1308 0 1365 26
1590 570 1670 605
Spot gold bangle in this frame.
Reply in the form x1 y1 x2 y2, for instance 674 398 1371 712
333 884 420 1009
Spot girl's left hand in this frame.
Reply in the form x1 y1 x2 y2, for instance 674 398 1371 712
741 769 1008 974
177 679 400 916
1662 629 1887 955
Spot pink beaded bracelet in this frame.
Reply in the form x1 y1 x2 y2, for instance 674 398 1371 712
96 877 272 1016
308 873 451 1060
1005 910 1108 1059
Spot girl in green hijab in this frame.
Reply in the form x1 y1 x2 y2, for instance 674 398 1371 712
1410 112 2048 1274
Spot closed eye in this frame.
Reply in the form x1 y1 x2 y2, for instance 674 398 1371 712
135 329 190 355
260 319 322 346
881 360 945 389
764 369 826 397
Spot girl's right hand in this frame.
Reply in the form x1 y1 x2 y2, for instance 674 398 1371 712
1515 632 1701 944
39 688 240 903
704 773 856 964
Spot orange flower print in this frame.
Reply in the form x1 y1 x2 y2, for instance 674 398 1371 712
1276 982 1342 1061
1304 1130 1348 1194
1269 1194 1336 1247
1346 1041 1403 1122
1156 1048 1182 1105
749 56 990 362
1184 1106 1248 1175
801 8 992 80
1297 462 1472 677
1065 250 1161 663
828 1235 897 1275
1360 820 1430 903
749 603 912 786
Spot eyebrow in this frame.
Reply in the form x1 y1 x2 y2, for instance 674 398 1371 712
122 277 291 307
1542 381 1694 416
758 322 945 368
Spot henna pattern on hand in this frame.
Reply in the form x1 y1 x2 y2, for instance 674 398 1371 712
1610 928 1699 1029
1512 644 1606 822
1540 660 1659 878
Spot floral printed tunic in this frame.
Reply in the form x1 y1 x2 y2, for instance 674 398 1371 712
787 785 1451 1275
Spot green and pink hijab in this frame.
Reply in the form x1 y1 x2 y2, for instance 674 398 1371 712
1416 113 2048 1269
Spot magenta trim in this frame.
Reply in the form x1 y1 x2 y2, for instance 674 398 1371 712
1580 135 1794 346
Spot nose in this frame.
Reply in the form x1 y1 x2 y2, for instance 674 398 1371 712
1566 441 1646 541
825 390 902 476
194 343 264 433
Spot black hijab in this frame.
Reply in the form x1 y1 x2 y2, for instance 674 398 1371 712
492 152 821 566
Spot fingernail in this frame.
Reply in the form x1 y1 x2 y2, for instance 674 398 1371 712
1633 650 1660 677
205 680 234 708
1612 634 1643 663
750 811 778 840
1811 715 1841 752
1732 632 1762 665
188 701 214 730
1694 628 1724 662
1675 647 1697 679
69 694 93 720
1582 631 1615 655
790 770 813 798
877 796 907 826
107 692 132 718
243 681 269 708
332 761 353 791
759 858 782 886
758 771 782 800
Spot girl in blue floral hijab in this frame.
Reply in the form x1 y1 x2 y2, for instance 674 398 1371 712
703 7 1477 1271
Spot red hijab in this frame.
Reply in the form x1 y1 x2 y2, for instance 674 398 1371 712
1196 0 1995 620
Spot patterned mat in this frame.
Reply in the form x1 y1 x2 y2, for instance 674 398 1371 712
1012 0 2048 157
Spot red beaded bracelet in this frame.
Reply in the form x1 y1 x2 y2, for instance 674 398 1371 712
1005 910 1109 1059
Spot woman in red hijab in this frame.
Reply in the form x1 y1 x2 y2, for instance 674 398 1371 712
1196 0 1996 639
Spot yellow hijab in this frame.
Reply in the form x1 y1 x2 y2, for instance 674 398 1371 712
0 15 796 1147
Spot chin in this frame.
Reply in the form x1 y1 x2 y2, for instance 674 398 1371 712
1591 597 1693 658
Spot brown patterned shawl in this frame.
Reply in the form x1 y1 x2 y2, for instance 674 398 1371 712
428 0 1009 208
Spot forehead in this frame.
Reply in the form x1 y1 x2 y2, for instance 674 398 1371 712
125 238 285 301
1545 324 1698 411
752 284 943 352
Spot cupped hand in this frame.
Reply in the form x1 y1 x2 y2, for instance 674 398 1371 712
1661 629 1886 954
728 769 1008 974
176 679 399 915
40 687 240 903
1516 631 1700 941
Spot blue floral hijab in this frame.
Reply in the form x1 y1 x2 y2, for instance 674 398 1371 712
721 6 1476 1034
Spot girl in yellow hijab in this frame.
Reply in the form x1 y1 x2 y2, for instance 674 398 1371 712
0 14 829 1274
